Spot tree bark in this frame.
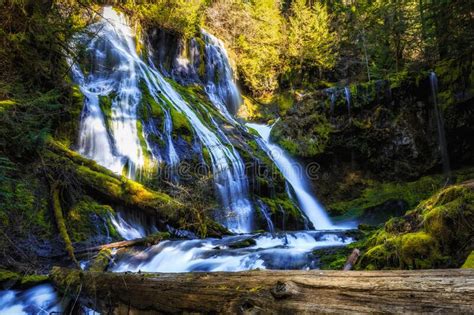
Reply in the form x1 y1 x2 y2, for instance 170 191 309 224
51 267 474 314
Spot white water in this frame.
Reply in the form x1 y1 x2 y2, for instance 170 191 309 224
257 199 275 234
246 123 336 230
73 7 253 233
75 7 148 178
111 231 352 272
0 284 65 315
110 212 147 240
199 30 242 118
429 72 451 178
344 86 351 117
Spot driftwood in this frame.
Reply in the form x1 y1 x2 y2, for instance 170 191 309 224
51 267 474 314
343 248 360 270
74 234 164 256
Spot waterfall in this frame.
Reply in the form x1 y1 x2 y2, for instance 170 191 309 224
429 72 451 178
199 30 243 117
74 7 148 178
246 123 336 230
257 199 275 234
344 87 351 118
73 7 253 233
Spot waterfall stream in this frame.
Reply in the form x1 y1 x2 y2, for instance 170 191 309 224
246 123 336 230
429 72 451 178
73 6 350 274
74 7 253 233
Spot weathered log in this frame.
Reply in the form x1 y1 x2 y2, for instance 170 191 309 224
74 233 166 256
343 248 360 270
43 140 228 237
51 267 474 314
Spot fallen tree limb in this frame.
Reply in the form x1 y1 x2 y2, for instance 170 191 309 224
51 267 474 314
43 140 228 237
74 233 166 256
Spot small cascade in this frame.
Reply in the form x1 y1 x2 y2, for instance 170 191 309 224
344 86 352 118
325 88 337 116
429 72 451 178
111 231 352 273
110 212 149 240
0 284 66 314
199 30 243 117
257 200 275 234
246 123 336 230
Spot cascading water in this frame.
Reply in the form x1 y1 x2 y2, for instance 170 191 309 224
199 30 243 117
0 284 66 314
73 7 253 233
429 72 451 178
75 7 148 178
111 231 352 272
256 200 275 234
344 86 352 118
246 123 336 230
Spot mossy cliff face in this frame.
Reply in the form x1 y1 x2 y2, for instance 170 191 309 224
271 75 473 214
357 182 474 270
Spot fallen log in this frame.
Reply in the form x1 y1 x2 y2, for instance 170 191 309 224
74 233 167 256
51 267 474 314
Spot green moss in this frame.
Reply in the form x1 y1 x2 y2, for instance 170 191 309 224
99 94 115 133
462 251 474 269
52 184 78 266
170 107 192 142
228 238 257 249
89 248 112 272
0 269 20 283
139 80 164 122
358 183 474 270
271 111 332 157
329 168 474 219
20 274 49 287
0 270 48 288
67 198 118 243
260 195 305 229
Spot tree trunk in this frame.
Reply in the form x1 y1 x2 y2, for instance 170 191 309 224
51 267 474 314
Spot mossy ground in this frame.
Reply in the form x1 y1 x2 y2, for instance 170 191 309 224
356 183 474 270
328 167 474 221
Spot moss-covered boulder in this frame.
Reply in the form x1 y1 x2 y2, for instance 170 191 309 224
358 182 474 269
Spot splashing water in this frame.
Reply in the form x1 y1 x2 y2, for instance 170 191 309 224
73 7 253 233
247 123 337 230
0 284 66 315
111 231 352 272
199 30 243 118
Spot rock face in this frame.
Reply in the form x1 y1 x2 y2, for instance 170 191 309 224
272 78 473 208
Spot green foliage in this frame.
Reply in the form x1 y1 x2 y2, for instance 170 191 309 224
287 0 337 72
205 0 284 96
125 0 205 38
